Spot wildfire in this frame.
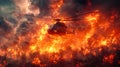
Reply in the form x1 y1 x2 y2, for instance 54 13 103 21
0 0 120 67
24 9 118 61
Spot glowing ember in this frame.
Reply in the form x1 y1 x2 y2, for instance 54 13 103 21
103 54 115 64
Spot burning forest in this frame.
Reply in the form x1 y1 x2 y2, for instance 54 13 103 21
0 0 120 67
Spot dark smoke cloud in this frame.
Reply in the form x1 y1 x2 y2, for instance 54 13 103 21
31 0 120 18
32 0 50 17
0 17 12 34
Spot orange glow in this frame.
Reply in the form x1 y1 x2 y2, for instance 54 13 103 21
50 0 64 18
32 58 41 65
103 54 115 64
86 11 99 22
100 40 107 46
30 45 36 51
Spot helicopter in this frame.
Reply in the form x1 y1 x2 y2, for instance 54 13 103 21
47 18 67 35
47 9 100 35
